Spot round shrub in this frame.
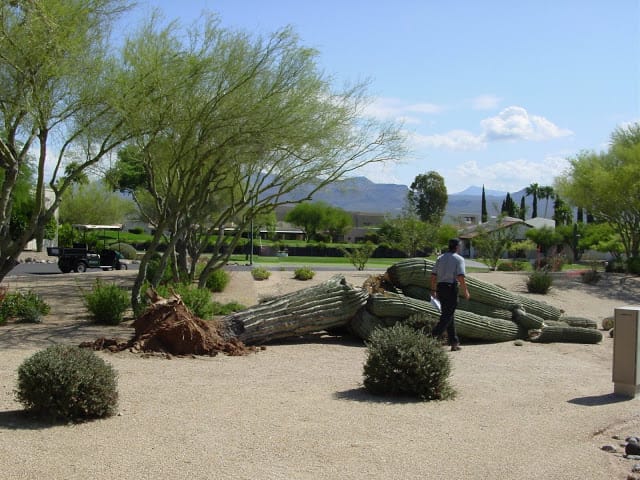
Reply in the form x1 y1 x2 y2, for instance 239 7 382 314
363 323 455 401
0 290 50 324
15 345 118 422
83 279 130 325
204 268 230 292
293 266 315 280
109 242 138 260
251 266 271 280
156 283 214 319
526 270 553 294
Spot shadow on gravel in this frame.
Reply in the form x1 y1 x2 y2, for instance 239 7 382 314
568 392 632 406
0 410 67 430
333 387 424 404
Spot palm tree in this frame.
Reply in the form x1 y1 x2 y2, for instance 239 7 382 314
525 183 540 218
538 186 554 218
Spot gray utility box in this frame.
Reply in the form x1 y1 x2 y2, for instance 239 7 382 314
612 306 640 397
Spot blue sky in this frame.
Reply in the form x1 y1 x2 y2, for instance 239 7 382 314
128 1 639 194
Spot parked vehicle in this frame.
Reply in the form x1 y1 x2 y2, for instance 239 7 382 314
47 224 127 273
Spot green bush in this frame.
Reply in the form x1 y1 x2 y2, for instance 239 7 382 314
605 259 626 273
294 266 315 280
156 283 214 319
15 345 118 422
204 268 230 292
109 242 137 260
128 227 144 235
251 266 271 280
83 279 130 325
363 323 455 401
496 260 529 272
211 301 246 316
580 269 601 284
0 290 50 324
526 270 553 294
627 257 640 275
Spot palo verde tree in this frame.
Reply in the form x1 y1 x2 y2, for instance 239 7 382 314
471 215 516 270
556 123 640 259
0 0 141 280
407 171 447 225
108 16 405 310
285 201 352 242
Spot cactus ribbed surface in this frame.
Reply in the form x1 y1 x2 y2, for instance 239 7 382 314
512 308 545 330
385 258 562 320
366 292 523 342
348 309 397 340
221 275 368 344
458 298 513 320
529 325 603 344
559 316 598 329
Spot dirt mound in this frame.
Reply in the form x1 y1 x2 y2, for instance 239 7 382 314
80 291 254 357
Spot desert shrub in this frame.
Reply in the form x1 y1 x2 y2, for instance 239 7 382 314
145 256 176 285
363 323 455 401
605 259 626 273
526 270 553 294
251 266 271 280
627 257 640 275
156 283 214 319
294 266 315 280
83 279 130 325
211 301 246 316
0 290 50 324
204 268 230 292
15 345 118 422
580 268 601 284
109 242 137 260
340 243 377 271
537 254 566 272
496 260 528 272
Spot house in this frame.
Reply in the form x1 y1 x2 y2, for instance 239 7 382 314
459 216 556 258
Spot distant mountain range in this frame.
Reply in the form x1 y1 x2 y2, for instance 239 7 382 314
290 177 551 220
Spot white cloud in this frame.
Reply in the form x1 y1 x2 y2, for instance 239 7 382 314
450 154 571 193
364 97 445 123
471 94 501 110
410 129 486 151
481 106 573 141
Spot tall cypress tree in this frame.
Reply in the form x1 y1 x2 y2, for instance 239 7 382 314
481 185 487 222
519 196 526 220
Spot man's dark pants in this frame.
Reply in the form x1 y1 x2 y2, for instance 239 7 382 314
432 283 459 346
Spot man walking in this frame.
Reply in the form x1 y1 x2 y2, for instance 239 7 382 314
430 238 470 351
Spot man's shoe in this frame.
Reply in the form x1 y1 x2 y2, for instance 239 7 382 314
450 344 462 351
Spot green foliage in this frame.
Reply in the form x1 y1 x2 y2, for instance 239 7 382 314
363 323 455 401
627 257 640 275
109 242 137 260
557 123 640 259
378 213 437 257
285 201 351 241
496 260 529 272
294 266 315 280
526 270 553 294
15 345 118 422
145 256 175 285
536 254 566 272
525 226 563 256
204 268 231 292
0 290 50 324
210 301 246 316
340 242 376 270
580 268 601 284
472 216 515 270
251 266 271 280
83 280 130 325
59 181 135 225
155 283 215 319
407 171 447 225
128 227 144 235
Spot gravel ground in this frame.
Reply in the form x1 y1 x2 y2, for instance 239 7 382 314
1 264 640 479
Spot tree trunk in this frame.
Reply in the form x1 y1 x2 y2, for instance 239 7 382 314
218 275 368 344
